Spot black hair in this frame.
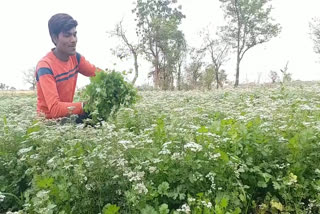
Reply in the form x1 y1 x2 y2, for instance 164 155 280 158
48 13 78 45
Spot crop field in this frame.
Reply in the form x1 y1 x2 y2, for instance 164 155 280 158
1 82 320 213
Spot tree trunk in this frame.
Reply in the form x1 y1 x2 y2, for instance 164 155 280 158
154 57 160 89
177 62 182 90
132 52 139 85
235 58 240 87
215 69 219 89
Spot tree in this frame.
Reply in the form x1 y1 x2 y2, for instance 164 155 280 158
133 0 186 90
0 83 6 90
176 48 187 90
219 0 281 87
269 70 279 83
201 65 215 90
310 17 320 56
185 48 205 89
218 69 228 87
109 20 141 85
201 65 228 90
23 67 36 90
280 61 292 83
201 27 230 89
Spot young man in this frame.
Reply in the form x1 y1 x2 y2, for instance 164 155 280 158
35 13 99 120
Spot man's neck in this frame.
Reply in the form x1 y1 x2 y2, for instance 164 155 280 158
53 49 69 62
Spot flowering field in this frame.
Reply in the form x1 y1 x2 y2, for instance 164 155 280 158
1 82 320 213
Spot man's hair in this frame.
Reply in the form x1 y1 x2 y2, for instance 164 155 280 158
48 13 78 45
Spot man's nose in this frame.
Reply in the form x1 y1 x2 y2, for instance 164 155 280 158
70 35 77 43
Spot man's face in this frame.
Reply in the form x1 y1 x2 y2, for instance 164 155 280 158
54 27 77 56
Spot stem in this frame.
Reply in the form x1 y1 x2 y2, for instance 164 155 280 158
1 192 23 206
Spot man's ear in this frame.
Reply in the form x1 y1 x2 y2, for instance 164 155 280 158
52 34 58 45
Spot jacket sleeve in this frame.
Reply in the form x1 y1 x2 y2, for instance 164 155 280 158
76 53 99 77
36 65 84 118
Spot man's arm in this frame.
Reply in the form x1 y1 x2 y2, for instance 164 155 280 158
36 67 84 118
76 53 103 76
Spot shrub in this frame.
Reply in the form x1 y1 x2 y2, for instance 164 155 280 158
81 70 138 124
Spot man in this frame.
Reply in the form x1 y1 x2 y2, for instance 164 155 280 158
35 13 99 120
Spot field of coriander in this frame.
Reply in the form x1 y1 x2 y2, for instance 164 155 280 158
1 82 320 214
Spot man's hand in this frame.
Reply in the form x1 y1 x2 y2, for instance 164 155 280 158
67 106 76 115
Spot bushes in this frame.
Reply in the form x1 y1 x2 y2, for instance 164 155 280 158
1 83 320 213
81 70 137 124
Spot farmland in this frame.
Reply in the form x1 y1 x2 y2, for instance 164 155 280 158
1 82 320 213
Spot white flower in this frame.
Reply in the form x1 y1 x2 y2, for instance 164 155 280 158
177 204 191 213
85 184 93 190
210 152 221 160
201 201 212 208
184 142 202 152
152 158 162 163
187 197 196 203
149 166 157 173
17 146 33 155
0 193 5 202
159 149 171 155
300 104 312 111
134 183 148 194
118 140 131 149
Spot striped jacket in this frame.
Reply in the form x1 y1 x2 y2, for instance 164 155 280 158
35 50 96 119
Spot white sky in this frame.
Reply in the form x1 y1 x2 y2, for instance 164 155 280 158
0 0 319 89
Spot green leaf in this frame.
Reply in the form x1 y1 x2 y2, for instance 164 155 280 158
257 180 268 188
36 176 54 189
273 181 281 190
102 204 120 214
232 207 241 214
159 204 169 214
3 115 8 134
158 182 170 196
198 126 208 133
220 197 228 208
239 194 246 202
26 122 40 135
141 205 158 214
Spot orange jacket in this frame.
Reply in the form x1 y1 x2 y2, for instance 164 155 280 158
35 50 96 119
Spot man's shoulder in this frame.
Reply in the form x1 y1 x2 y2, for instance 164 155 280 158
37 51 55 69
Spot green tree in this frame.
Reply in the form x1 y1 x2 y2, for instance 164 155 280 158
219 0 281 87
176 47 187 90
133 0 186 90
310 17 320 56
201 65 215 90
185 48 205 90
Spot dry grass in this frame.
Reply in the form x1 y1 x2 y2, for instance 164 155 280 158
0 90 35 95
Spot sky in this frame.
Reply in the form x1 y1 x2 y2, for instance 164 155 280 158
0 0 320 89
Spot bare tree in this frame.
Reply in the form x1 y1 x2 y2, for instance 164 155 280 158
201 28 230 89
269 70 279 83
280 61 292 83
23 67 36 90
109 20 140 85
310 17 320 56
